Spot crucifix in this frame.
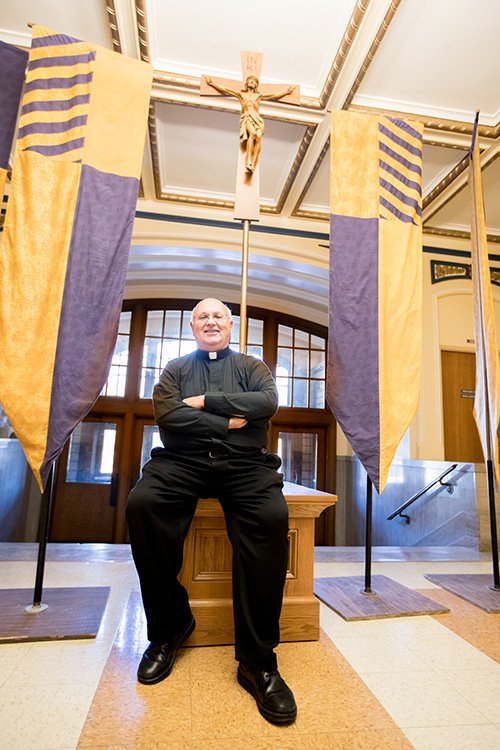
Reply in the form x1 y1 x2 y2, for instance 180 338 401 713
201 51 299 351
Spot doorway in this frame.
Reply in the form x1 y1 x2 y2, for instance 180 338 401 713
441 350 483 463
50 416 123 542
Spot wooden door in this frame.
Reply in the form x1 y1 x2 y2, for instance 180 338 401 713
50 416 123 542
441 350 483 463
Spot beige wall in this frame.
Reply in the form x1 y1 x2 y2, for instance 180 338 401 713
414 242 500 461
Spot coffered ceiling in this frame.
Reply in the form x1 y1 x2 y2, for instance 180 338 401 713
2 0 500 321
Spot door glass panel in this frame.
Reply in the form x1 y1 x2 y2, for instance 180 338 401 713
66 422 117 484
277 432 318 489
140 424 162 474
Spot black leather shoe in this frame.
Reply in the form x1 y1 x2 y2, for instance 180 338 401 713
237 663 297 724
137 614 195 685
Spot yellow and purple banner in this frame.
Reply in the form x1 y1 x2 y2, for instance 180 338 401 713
470 114 500 484
0 26 152 490
0 40 29 207
328 110 423 493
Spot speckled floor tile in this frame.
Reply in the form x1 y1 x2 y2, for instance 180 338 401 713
403 723 500 750
360 670 490 727
0 641 32 685
0 682 97 750
439 667 500 715
300 728 415 749
7 639 112 684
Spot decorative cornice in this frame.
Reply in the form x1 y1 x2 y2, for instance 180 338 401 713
135 0 150 63
422 153 470 211
148 101 162 200
291 137 330 217
293 209 329 222
349 104 497 138
315 0 370 111
343 0 403 110
262 124 317 215
424 226 500 244
424 151 500 228
105 0 122 53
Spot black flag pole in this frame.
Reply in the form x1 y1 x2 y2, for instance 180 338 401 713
486 459 500 590
26 462 55 612
360 475 376 596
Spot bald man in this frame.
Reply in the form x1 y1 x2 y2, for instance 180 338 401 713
126 298 296 724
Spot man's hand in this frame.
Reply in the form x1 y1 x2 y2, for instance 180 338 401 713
228 417 247 429
182 395 205 409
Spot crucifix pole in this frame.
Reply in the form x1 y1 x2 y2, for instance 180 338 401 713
201 52 299 354
240 219 250 352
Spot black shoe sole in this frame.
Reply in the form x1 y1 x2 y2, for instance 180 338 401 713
138 615 195 685
237 669 297 724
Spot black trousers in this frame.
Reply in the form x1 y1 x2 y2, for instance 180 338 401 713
126 449 289 671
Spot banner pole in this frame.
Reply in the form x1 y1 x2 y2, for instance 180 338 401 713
361 475 376 595
27 463 54 612
486 459 500 590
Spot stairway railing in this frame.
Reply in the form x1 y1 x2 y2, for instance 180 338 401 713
387 463 458 525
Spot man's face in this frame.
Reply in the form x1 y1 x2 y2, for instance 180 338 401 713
190 299 233 351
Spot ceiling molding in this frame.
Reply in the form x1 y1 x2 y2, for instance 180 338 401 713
424 226 500 244
314 0 371 111
422 153 469 212
105 0 122 53
424 150 500 227
342 0 403 110
349 104 499 138
292 137 330 219
135 0 150 63
262 124 318 215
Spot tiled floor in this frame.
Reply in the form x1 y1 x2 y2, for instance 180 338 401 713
0 544 499 749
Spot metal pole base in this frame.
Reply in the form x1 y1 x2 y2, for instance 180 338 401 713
488 585 500 592
359 588 377 597
25 603 48 613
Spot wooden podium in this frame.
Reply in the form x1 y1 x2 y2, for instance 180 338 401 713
179 481 337 646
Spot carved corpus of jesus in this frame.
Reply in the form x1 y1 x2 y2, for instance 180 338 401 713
203 74 295 173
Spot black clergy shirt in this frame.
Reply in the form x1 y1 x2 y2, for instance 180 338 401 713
153 347 279 456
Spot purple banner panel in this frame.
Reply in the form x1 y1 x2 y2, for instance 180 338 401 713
0 40 29 168
328 214 381 488
40 164 139 486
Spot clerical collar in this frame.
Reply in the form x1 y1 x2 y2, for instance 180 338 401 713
197 346 231 361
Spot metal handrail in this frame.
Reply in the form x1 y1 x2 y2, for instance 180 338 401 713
387 463 458 524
